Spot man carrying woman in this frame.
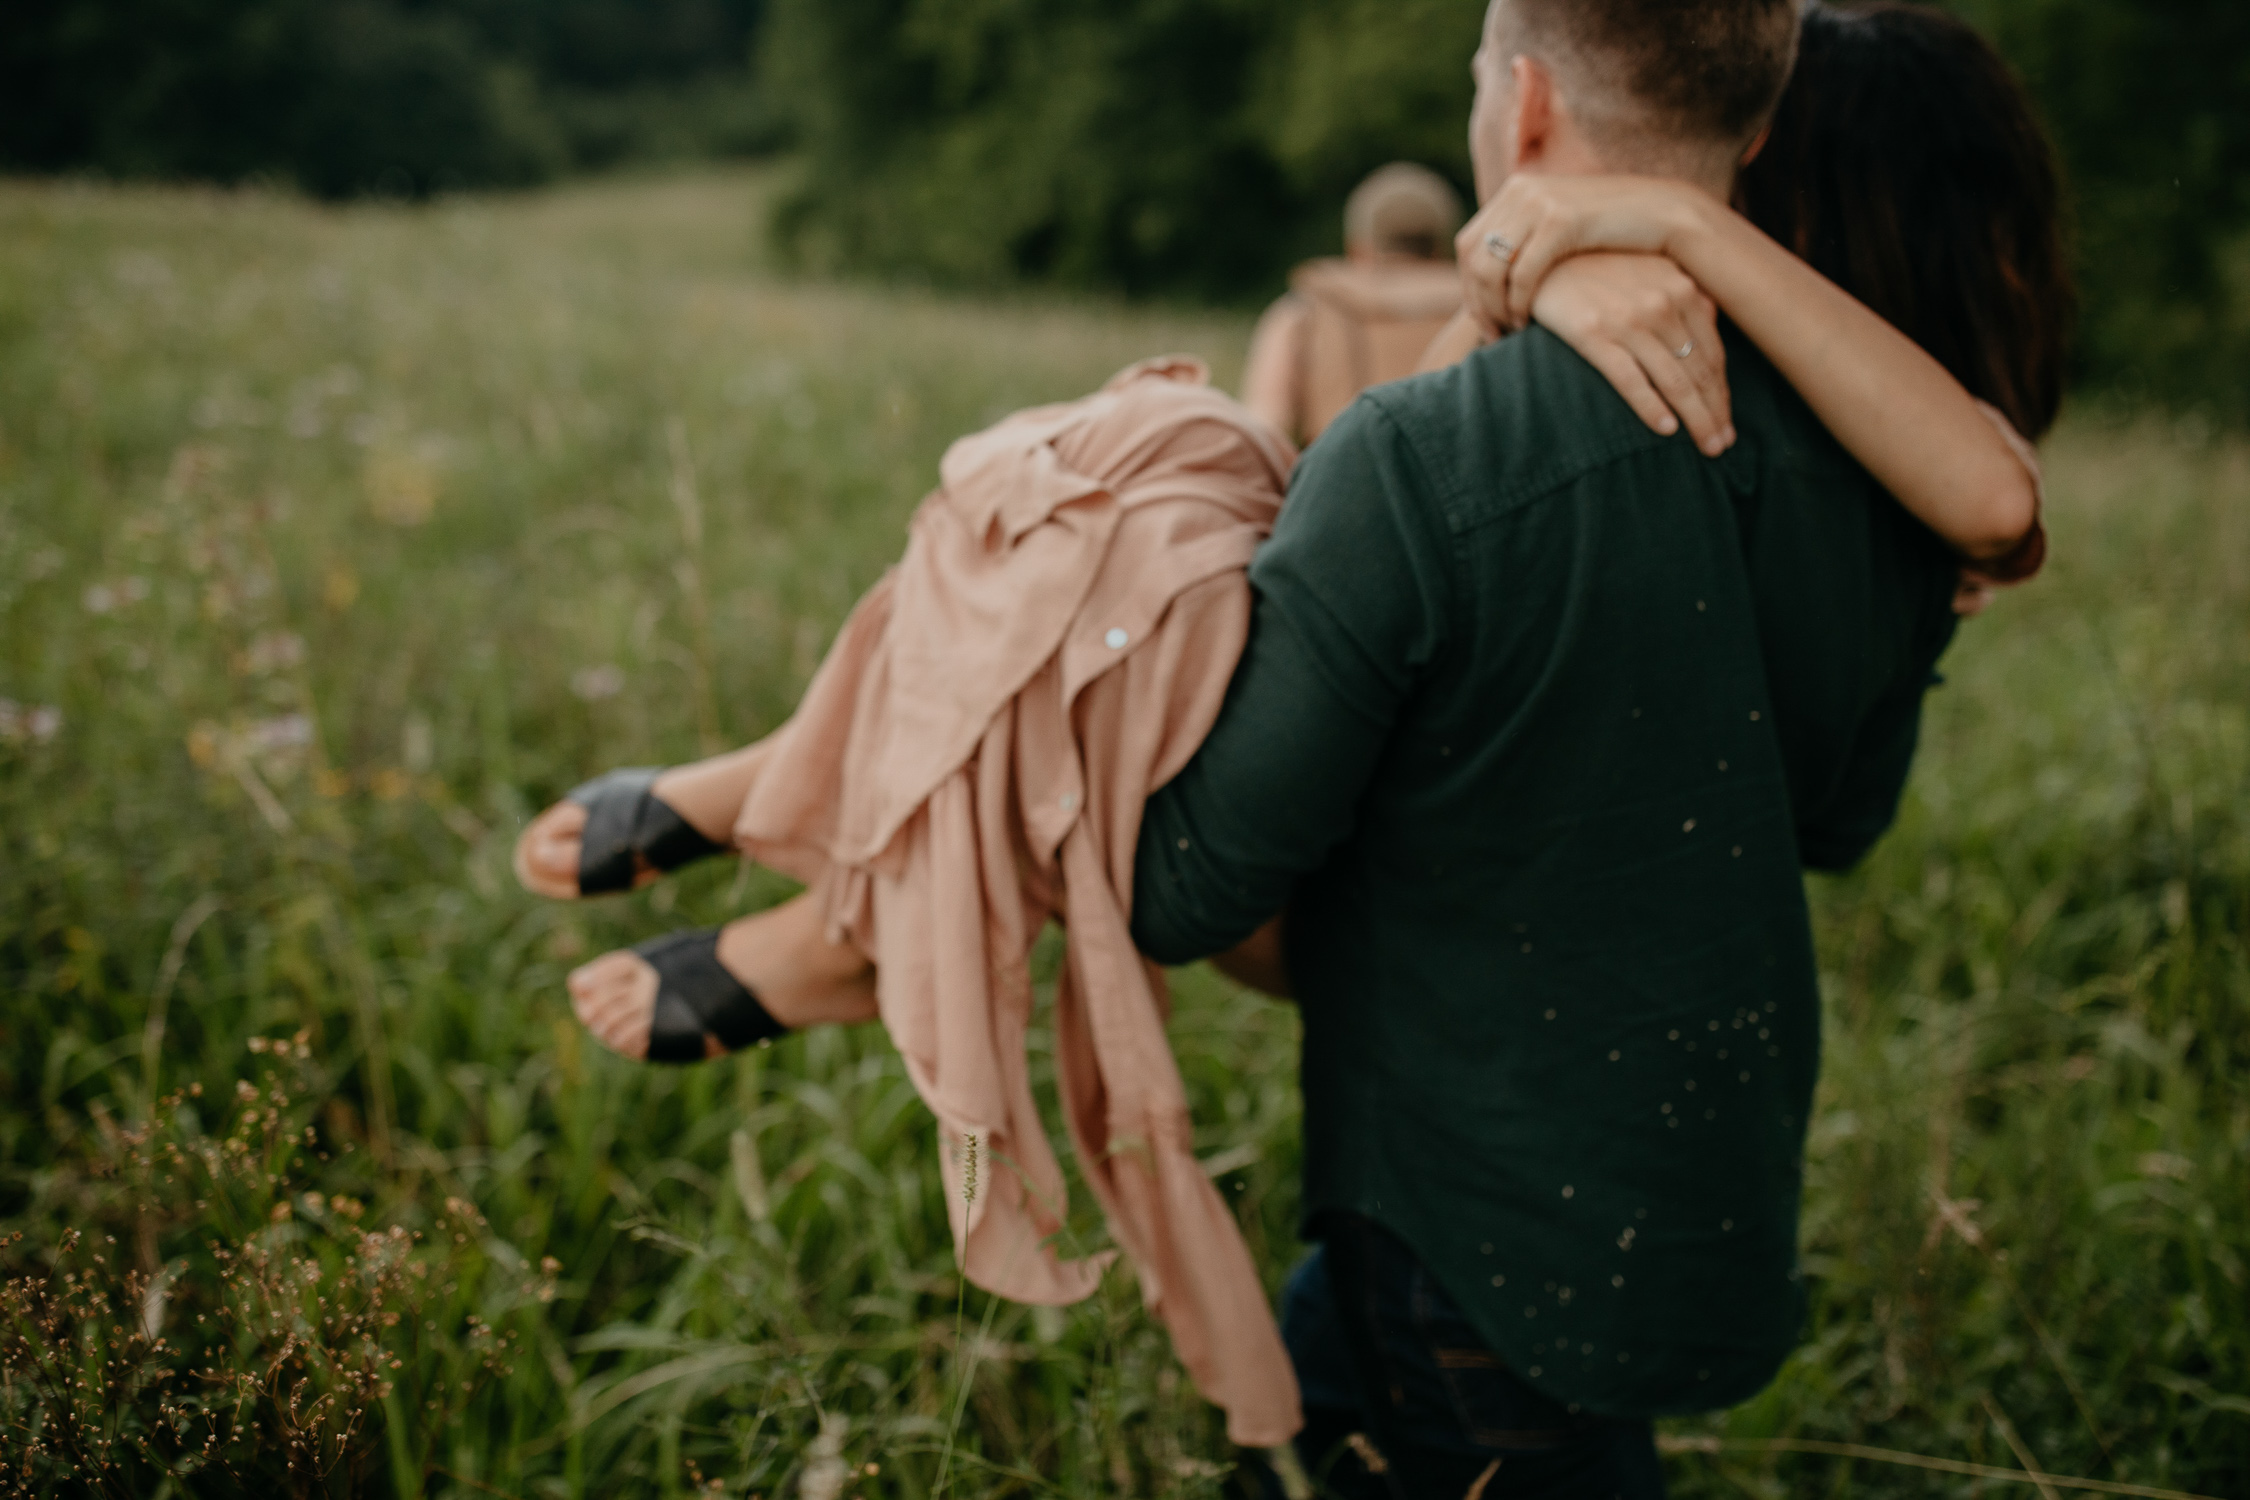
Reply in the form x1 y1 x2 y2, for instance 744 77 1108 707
1135 1 2061 1491
513 1 2068 1492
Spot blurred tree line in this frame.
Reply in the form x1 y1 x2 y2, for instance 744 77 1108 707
0 0 776 198
2 0 2243 411
759 0 2248 413
761 0 1482 296
1943 0 2250 413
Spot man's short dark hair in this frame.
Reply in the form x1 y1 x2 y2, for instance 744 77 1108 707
1497 0 1800 158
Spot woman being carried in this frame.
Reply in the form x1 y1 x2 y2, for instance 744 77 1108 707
512 0 2068 1448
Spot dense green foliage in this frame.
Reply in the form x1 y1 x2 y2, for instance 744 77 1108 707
760 0 1482 298
1946 0 2250 413
5 2 2246 409
2 171 2246 1496
764 0 2250 412
0 0 776 198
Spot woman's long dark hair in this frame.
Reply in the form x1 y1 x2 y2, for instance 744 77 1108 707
1737 0 2074 440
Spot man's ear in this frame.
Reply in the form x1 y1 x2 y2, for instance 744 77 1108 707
1508 53 1557 172
1739 122 1773 168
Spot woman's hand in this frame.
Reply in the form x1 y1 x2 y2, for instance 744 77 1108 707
1456 173 1711 334
1453 174 1735 453
1532 253 1735 456
1463 172 2045 565
1954 572 2003 615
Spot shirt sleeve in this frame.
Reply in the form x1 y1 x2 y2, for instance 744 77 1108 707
1131 395 1453 964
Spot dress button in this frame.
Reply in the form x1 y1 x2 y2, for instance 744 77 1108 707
1104 628 1129 650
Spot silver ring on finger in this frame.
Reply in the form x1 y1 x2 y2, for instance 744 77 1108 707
1484 232 1517 265
1675 339 1696 359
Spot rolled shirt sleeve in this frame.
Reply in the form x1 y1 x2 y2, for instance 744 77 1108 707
1132 397 1453 964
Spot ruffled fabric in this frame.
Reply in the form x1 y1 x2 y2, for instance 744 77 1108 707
730 358 1304 1446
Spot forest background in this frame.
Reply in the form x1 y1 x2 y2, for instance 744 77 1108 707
3 0 2248 417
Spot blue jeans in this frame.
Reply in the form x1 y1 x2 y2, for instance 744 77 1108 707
1279 1216 1667 1500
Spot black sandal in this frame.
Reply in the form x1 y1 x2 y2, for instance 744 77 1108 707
567 768 729 895
635 929 790 1064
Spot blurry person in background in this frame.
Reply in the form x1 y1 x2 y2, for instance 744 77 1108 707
1242 163 1466 446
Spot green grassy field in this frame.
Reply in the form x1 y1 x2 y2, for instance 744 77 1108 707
1 169 2244 1499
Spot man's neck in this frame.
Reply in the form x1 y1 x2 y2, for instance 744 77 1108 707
1594 153 1737 203
1668 162 1739 203
1533 131 1736 202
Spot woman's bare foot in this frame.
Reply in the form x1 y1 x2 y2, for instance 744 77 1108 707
568 935 701 1060
567 888 879 1061
514 742 772 900
514 799 611 900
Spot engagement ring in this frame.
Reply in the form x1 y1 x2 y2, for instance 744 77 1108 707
1484 233 1517 264
1675 340 1696 359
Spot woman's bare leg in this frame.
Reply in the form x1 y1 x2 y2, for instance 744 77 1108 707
567 886 878 1061
514 739 775 900
650 740 777 836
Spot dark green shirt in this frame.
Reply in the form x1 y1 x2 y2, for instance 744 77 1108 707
1132 328 1959 1416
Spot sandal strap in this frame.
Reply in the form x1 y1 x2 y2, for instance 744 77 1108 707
633 929 788 1065
566 768 728 895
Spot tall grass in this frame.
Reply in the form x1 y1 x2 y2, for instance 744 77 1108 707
0 169 2242 1497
